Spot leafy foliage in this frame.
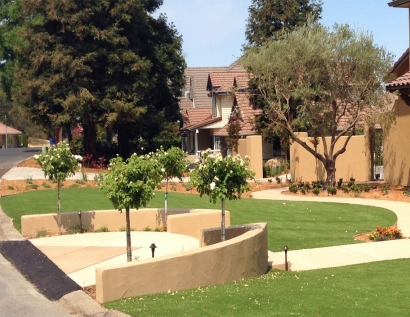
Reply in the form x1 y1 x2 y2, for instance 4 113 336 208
245 0 323 47
190 151 255 204
34 141 81 182
243 22 394 185
102 153 164 211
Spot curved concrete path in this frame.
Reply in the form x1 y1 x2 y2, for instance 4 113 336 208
252 188 410 271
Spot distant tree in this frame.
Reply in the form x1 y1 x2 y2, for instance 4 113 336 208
11 0 185 157
156 146 189 224
244 0 323 48
242 22 394 186
35 142 82 234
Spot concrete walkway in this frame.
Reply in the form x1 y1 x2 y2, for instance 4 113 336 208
252 188 410 271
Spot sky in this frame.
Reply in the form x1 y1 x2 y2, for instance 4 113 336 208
154 0 409 67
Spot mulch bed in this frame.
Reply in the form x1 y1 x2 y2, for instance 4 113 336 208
0 240 81 301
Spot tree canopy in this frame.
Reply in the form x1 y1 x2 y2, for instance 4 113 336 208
242 22 394 185
4 0 185 157
244 0 323 48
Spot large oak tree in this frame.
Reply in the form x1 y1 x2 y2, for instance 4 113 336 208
11 0 185 157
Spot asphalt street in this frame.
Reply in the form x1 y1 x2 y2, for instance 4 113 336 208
0 147 41 178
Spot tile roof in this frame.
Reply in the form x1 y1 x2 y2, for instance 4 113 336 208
208 72 250 93
386 71 410 91
0 122 22 135
214 93 262 136
181 108 221 131
179 67 227 111
391 48 409 74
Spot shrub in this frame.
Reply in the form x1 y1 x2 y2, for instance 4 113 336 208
67 225 86 234
341 185 350 193
312 187 320 195
369 226 403 241
363 184 371 192
25 184 38 190
35 229 48 237
276 177 282 184
300 186 309 194
7 185 14 190
75 179 86 185
25 176 33 184
95 226 109 233
143 226 152 231
382 184 390 195
289 184 298 193
42 182 51 188
182 182 194 191
327 186 337 195
337 178 343 188
404 189 410 197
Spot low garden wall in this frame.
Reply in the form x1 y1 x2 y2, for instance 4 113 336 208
21 208 230 241
96 222 268 303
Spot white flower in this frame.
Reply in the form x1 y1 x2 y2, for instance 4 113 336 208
214 176 219 181
161 168 165 172
33 155 39 159
245 155 250 160
210 182 216 190
230 170 233 173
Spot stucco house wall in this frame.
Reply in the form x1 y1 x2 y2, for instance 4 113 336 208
384 97 410 186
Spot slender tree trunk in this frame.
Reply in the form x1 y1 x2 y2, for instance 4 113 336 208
83 122 97 158
57 180 61 235
325 160 336 187
65 123 72 142
118 125 131 158
164 179 168 227
126 207 132 262
221 199 226 242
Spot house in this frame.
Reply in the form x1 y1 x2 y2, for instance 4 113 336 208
383 0 410 185
180 61 271 158
179 61 274 178
0 122 22 148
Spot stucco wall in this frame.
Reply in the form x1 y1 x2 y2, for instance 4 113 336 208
384 97 410 186
290 133 371 182
246 135 263 179
96 222 268 303
21 208 230 238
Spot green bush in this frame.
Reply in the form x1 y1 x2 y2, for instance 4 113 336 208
276 177 282 184
95 226 109 233
363 184 371 192
289 184 298 193
382 185 390 195
327 186 337 195
35 229 48 237
312 187 320 195
337 178 343 188
7 185 14 190
42 182 51 188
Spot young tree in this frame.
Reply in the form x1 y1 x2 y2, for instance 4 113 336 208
156 146 189 225
242 22 394 186
190 151 255 242
102 153 163 262
244 0 323 47
11 0 185 157
34 142 82 234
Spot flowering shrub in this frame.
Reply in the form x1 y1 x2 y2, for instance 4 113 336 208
34 141 82 234
190 150 255 241
369 226 403 241
34 141 82 182
155 147 189 223
102 153 164 261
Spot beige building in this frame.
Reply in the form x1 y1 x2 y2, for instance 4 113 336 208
0 122 22 148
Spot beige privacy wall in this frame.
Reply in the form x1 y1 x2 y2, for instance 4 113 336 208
290 132 371 182
96 222 268 303
21 208 230 240
237 135 263 179
384 97 410 186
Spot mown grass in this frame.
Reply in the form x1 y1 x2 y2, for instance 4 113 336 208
103 259 410 317
0 188 396 251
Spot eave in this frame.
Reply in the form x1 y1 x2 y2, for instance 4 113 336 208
388 0 410 8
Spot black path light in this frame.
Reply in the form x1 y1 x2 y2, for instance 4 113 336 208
150 243 157 258
284 246 289 271
78 211 83 233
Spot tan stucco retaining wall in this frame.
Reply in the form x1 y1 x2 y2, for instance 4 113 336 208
201 225 252 247
21 208 230 238
96 222 268 303
384 97 410 186
290 133 371 182
237 135 263 179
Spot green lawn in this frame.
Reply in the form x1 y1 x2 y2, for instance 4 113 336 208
0 188 396 251
103 259 410 316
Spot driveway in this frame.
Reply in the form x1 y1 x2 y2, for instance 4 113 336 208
0 147 41 178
